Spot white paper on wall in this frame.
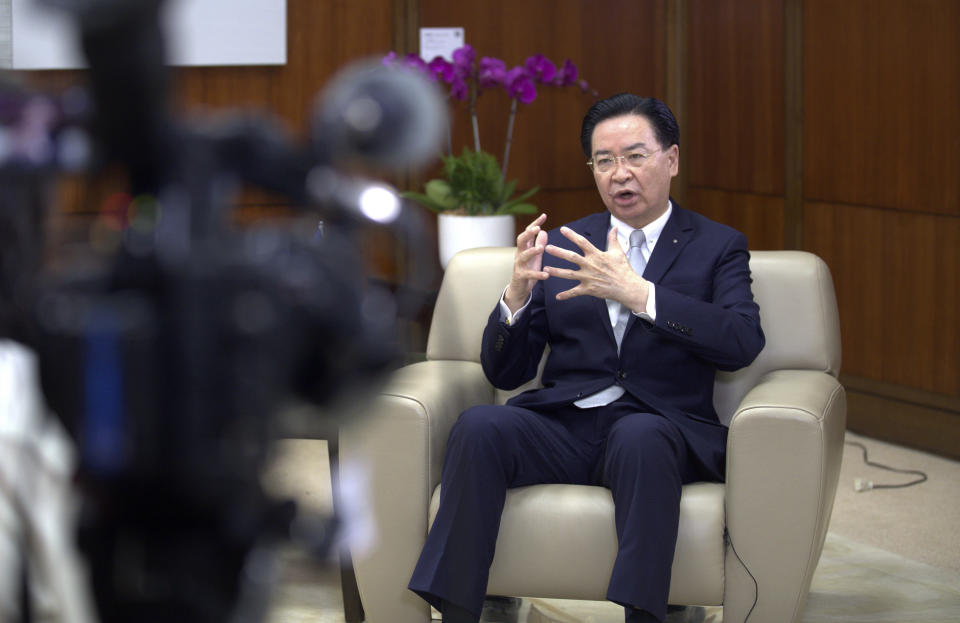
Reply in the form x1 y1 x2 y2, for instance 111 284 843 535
419 27 464 62
11 0 286 70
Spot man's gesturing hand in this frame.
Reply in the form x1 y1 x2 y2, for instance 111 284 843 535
504 213 549 313
543 226 649 312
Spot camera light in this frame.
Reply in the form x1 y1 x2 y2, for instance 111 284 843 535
359 184 401 224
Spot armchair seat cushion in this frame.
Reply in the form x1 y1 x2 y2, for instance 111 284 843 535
429 482 725 605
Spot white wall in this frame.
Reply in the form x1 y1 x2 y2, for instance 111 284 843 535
2 0 286 70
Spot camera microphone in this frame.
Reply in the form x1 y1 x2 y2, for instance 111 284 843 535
312 59 447 172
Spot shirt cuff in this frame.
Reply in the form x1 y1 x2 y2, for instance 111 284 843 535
633 282 656 323
498 286 532 326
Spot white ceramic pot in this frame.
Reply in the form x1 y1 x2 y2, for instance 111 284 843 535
437 213 516 269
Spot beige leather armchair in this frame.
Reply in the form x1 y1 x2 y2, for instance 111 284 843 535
340 247 846 623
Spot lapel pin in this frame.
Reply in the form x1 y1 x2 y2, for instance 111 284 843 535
673 239 678 244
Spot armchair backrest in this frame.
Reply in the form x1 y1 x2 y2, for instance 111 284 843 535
711 250 841 424
426 247 841 424
426 247 517 363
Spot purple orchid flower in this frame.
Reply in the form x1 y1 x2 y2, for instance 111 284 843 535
382 45 592 183
450 76 469 101
452 44 475 71
478 57 507 89
428 56 456 83
401 52 430 77
506 66 537 104
578 79 596 95
553 59 578 86
524 54 557 83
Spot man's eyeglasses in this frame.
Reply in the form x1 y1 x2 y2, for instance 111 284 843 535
587 149 661 174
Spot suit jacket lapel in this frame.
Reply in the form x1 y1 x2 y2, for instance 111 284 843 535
641 203 694 285
579 211 612 250
624 204 693 335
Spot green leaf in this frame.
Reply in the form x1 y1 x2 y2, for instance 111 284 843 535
498 186 539 214
412 149 540 215
511 185 539 203
424 179 457 209
501 202 538 215
400 191 451 213
501 179 517 203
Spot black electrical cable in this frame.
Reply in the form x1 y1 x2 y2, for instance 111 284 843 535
724 528 757 622
845 440 928 490
20 542 32 623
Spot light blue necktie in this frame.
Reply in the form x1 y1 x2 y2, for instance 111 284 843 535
613 229 647 350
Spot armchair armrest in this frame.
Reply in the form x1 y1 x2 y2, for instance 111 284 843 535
338 359 494 623
723 369 846 623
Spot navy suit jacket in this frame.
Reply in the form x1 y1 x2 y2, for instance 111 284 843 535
480 204 765 480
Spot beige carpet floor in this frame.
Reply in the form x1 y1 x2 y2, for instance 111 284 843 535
263 431 960 622
522 532 960 622
829 432 960 574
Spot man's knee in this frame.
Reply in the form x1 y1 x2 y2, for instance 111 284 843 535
602 414 687 492
607 414 683 459
449 405 517 446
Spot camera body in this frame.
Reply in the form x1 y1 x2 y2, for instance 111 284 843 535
33 223 392 622
0 1 443 621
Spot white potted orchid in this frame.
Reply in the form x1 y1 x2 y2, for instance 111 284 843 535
383 45 595 267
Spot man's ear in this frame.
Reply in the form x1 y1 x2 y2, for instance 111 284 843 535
668 144 680 176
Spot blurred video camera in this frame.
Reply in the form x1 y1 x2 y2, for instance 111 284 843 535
0 1 446 622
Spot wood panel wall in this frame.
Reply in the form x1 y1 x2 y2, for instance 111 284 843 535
171 0 400 277
686 0 786 251
16 0 959 457
800 0 960 457
22 0 400 278
685 0 959 457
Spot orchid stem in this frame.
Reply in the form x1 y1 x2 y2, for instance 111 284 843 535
502 98 517 179
471 114 481 153
446 107 453 156
469 69 481 152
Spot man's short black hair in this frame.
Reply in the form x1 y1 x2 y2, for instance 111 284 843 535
580 93 679 157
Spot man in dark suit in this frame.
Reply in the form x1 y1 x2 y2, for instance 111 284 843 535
409 94 765 623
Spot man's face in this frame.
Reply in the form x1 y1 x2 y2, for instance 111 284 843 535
589 114 678 229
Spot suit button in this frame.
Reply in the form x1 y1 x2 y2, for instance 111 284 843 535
617 370 627 380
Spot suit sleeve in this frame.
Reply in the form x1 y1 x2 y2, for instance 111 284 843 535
652 231 765 370
480 280 549 390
